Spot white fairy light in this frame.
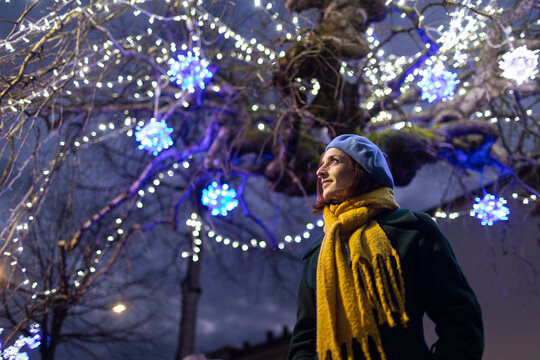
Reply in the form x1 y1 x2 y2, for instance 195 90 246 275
437 0 493 66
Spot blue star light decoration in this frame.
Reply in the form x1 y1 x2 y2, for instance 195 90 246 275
201 181 239 216
499 45 539 85
0 323 41 359
418 64 460 103
135 120 173 156
169 52 214 93
471 194 510 226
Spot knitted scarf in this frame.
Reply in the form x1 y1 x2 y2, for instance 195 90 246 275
316 187 409 360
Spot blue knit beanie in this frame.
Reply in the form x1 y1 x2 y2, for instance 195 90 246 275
326 134 394 189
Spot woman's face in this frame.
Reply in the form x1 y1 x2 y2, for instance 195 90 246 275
316 148 356 202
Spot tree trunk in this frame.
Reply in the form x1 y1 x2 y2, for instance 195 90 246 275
40 307 67 360
175 235 203 360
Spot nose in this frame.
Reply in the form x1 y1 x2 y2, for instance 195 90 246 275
316 165 327 178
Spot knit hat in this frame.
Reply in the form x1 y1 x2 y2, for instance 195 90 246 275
326 134 394 189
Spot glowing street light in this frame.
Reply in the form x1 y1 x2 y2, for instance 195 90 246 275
112 304 126 313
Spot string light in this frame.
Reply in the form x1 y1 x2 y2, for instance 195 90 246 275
184 213 326 254
201 182 239 216
499 45 539 85
417 64 459 103
471 194 510 226
135 119 174 156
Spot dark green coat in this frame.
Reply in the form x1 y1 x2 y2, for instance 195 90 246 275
288 209 484 360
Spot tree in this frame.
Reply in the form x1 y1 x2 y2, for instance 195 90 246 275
0 0 539 357
0 115 187 358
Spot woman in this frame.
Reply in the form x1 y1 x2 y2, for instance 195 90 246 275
288 134 483 360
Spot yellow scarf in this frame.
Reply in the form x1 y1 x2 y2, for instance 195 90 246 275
316 187 409 360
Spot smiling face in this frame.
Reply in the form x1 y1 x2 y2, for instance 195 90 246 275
316 147 356 203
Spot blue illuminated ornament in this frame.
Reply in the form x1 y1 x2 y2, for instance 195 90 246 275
201 181 239 216
418 64 459 103
135 119 174 156
169 52 214 93
0 323 40 359
499 45 539 85
472 194 509 226
24 323 41 350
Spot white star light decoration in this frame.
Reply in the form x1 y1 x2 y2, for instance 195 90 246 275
418 64 460 103
135 119 174 156
499 45 539 85
168 52 214 93
0 323 41 358
471 194 510 226
201 182 239 216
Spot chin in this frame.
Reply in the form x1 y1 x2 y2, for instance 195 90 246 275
323 190 348 204
323 195 339 203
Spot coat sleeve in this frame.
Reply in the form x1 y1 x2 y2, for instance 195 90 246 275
288 254 318 360
417 212 484 360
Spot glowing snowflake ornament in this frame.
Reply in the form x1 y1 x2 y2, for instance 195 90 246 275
201 182 239 216
471 194 509 226
499 45 539 85
135 119 173 156
418 64 460 103
169 52 214 93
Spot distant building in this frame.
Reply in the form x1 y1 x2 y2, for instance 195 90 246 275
205 326 291 360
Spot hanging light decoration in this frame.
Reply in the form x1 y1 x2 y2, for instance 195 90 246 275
499 45 539 85
471 194 510 226
201 181 239 216
436 0 496 67
417 63 460 103
135 119 174 156
168 52 214 93
0 323 41 358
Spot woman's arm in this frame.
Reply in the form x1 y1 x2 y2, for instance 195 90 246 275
417 212 484 360
288 256 318 360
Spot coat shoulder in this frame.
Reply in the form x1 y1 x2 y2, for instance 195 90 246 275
300 209 434 260
300 209 436 260
375 208 436 232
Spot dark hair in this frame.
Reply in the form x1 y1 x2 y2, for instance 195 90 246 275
311 153 380 214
